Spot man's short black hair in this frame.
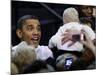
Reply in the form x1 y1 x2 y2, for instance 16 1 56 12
17 15 39 29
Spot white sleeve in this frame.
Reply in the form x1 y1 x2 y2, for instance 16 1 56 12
48 35 57 48
55 26 64 36
38 46 53 60
48 26 63 48
82 25 96 40
44 46 54 59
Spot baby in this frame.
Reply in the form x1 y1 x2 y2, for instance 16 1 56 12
48 8 95 52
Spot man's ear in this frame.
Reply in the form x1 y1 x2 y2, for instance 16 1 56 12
16 29 23 39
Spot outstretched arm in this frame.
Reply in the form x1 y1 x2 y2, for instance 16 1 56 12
80 29 96 56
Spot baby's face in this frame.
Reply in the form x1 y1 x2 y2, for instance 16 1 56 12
20 19 41 48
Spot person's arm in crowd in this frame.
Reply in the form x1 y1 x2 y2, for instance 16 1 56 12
80 29 96 56
61 29 96 70
61 29 95 56
70 30 96 70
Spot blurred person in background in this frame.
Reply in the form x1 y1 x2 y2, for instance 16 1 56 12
78 5 96 32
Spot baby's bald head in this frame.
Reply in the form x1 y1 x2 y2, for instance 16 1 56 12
63 7 79 24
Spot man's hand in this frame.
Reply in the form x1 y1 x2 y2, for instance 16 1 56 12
61 31 72 45
61 30 78 47
80 29 96 56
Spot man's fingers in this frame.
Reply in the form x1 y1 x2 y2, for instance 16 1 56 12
61 33 72 45
61 32 69 36
80 40 86 45
81 29 90 40
62 37 70 45
62 35 68 41
65 29 70 32
61 34 72 45
68 42 75 47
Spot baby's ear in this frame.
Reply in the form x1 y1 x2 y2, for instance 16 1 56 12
16 29 23 39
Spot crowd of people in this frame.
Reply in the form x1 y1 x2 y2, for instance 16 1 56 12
11 6 96 75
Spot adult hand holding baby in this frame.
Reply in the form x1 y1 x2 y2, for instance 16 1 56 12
80 29 96 56
61 29 81 47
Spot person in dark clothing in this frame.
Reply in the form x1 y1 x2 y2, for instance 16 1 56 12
23 60 55 74
78 5 96 32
